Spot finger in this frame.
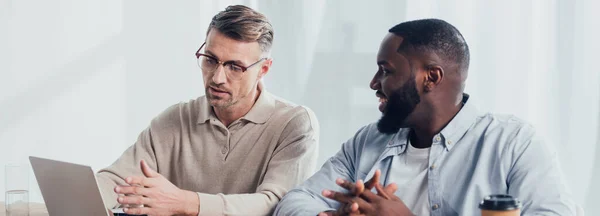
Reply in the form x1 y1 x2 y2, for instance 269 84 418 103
350 202 359 212
341 202 352 214
332 209 348 216
140 160 159 178
374 184 391 200
344 202 360 213
390 194 402 202
114 186 150 196
322 189 353 203
335 178 363 195
382 183 401 201
123 207 151 215
364 169 381 190
355 180 365 196
117 195 151 206
360 188 381 202
350 196 375 213
317 211 334 216
125 176 155 187
384 183 398 196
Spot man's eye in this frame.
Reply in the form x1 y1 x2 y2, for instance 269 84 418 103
204 57 217 65
228 64 244 72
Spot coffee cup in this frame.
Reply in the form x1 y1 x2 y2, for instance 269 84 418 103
479 194 521 216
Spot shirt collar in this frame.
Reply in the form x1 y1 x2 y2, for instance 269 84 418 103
196 82 275 125
439 93 479 151
387 93 479 151
387 129 410 148
197 97 214 125
241 84 276 124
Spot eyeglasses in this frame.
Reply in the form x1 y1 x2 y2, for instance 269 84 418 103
195 42 266 80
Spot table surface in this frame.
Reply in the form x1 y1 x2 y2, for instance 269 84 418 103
0 202 48 216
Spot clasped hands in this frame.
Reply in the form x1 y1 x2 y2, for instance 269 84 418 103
319 170 414 216
112 160 199 216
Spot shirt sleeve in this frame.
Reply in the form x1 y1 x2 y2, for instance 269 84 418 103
96 126 160 209
95 104 179 209
507 125 577 216
273 125 371 216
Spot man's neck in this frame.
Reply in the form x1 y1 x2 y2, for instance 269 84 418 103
410 102 463 149
213 88 261 127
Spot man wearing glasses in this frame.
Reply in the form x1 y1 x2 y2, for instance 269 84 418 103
96 5 319 216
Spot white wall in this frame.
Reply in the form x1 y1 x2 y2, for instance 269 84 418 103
0 0 127 203
2 0 599 214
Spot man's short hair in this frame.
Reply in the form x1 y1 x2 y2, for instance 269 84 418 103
208 5 274 55
389 19 470 74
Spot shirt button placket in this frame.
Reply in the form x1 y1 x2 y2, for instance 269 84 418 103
428 142 444 215
221 132 230 158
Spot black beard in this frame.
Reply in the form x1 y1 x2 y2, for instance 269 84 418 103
376 77 421 134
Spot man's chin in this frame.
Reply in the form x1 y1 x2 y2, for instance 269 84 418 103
376 118 401 135
208 98 236 109
376 111 412 134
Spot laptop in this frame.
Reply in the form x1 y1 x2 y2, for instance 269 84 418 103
29 156 132 216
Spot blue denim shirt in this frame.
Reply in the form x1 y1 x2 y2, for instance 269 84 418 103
274 95 575 216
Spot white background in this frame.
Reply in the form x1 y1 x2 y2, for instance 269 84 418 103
1 0 599 214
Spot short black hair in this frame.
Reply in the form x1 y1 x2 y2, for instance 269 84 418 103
389 19 470 74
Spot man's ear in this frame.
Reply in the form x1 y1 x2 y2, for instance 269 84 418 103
423 65 444 92
257 58 272 80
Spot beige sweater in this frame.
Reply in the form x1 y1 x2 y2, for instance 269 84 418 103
96 89 319 215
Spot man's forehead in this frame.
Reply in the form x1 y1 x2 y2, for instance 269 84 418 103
377 33 406 65
382 33 404 51
204 29 262 61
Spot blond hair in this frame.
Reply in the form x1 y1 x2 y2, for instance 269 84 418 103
208 5 274 55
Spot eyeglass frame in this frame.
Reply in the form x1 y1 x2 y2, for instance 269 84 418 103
195 42 267 77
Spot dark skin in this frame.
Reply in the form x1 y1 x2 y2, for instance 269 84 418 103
321 33 466 215
324 179 411 216
373 33 465 148
320 170 405 216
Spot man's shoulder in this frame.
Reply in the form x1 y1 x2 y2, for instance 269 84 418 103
267 93 317 124
476 113 535 133
342 122 393 150
269 93 306 112
472 112 538 146
150 97 204 131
